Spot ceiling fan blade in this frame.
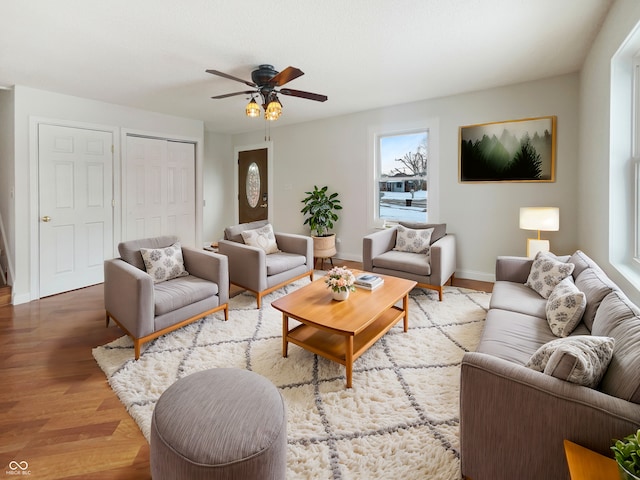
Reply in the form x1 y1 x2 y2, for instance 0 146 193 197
211 90 255 99
269 66 304 86
279 88 328 102
206 69 256 87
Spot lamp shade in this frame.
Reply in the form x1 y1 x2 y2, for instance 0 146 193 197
519 207 559 232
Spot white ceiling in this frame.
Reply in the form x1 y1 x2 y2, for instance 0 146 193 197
0 0 614 134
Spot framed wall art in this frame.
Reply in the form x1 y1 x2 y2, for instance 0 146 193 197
459 116 556 182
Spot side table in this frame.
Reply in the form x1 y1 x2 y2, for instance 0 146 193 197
564 439 618 480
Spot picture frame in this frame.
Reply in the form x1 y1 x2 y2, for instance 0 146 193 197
459 116 556 183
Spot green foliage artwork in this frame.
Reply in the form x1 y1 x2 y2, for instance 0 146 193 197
459 116 556 182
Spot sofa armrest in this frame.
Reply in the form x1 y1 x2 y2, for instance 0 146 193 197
495 255 533 283
218 239 267 292
275 233 313 267
429 234 456 285
362 228 397 270
182 247 229 305
460 351 640 480
104 258 155 338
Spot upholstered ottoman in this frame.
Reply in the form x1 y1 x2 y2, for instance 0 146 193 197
150 368 287 480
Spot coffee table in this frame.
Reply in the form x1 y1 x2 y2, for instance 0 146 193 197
271 270 416 388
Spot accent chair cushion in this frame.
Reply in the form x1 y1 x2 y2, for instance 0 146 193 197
224 220 269 243
241 223 280 254
372 250 431 276
118 235 178 271
393 224 433 254
140 242 189 283
545 276 586 337
265 252 306 276
398 222 447 244
154 276 219 316
525 251 575 299
525 335 615 388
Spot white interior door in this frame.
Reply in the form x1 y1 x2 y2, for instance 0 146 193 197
38 124 113 297
124 136 195 246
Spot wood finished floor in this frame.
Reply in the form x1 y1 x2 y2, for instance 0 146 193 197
0 261 492 479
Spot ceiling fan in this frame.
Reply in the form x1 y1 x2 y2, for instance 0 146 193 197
206 64 328 120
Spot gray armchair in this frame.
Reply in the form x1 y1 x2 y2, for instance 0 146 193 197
218 220 313 308
362 222 456 301
104 235 229 359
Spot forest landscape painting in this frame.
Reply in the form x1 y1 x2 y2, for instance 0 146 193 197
459 116 556 182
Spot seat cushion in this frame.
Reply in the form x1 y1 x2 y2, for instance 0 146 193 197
265 252 306 276
489 281 547 319
372 250 431 276
154 276 218 316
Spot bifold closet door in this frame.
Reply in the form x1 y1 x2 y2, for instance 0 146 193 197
124 136 196 247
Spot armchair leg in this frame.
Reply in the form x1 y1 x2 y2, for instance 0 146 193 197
134 340 141 360
105 312 110 327
223 305 229 321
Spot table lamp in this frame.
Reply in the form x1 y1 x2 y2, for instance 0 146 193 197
519 207 560 258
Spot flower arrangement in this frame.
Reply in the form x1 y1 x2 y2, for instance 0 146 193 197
324 267 356 293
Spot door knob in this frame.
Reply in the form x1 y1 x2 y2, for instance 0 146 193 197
260 203 267 208
41 216 51 222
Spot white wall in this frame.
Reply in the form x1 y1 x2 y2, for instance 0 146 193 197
579 0 640 305
0 89 15 284
230 74 580 281
203 130 235 243
9 85 204 304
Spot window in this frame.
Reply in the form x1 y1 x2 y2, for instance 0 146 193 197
376 130 429 224
634 58 640 263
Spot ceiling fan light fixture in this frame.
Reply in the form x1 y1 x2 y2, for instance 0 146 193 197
265 97 282 121
245 97 260 118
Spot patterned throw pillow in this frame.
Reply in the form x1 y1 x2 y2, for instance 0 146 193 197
240 223 280 254
140 242 189 283
525 335 615 388
393 225 434 254
546 276 587 337
525 251 575 299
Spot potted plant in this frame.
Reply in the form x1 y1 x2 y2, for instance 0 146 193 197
612 429 640 480
300 185 343 261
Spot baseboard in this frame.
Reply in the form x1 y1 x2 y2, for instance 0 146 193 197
455 269 495 283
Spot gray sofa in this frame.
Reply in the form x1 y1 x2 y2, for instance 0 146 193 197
460 250 640 480
362 222 456 300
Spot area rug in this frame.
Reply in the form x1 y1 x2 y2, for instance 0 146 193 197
93 275 490 480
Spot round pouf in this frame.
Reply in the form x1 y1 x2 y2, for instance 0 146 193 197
150 368 287 480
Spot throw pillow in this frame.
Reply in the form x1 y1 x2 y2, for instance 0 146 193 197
240 223 280 254
546 276 587 337
525 251 575 299
393 225 434 254
525 335 615 388
140 242 189 283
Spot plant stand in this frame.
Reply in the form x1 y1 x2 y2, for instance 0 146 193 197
313 234 336 270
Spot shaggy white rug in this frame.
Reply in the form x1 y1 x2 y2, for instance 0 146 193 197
93 275 490 480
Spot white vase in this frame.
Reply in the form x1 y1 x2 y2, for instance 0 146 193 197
332 289 350 301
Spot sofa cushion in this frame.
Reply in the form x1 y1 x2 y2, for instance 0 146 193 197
574 267 617 331
398 222 446 244
591 290 640 404
393 225 433 254
241 223 280 254
545 277 586 337
568 250 598 280
489 281 547 319
119 235 178 271
525 251 575 299
154 276 218 316
141 242 189 283
525 336 615 388
265 252 306 276
372 250 431 276
224 220 269 243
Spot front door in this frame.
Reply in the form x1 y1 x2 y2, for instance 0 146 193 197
238 148 268 224
38 124 114 297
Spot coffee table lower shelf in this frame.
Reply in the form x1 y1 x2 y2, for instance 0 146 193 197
283 305 406 387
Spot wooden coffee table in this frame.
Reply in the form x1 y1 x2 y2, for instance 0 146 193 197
271 270 416 388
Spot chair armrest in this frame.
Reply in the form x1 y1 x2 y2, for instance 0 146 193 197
275 233 313 267
495 255 533 283
218 239 267 291
428 234 456 285
362 228 397 270
460 351 640 480
104 258 155 338
182 247 229 305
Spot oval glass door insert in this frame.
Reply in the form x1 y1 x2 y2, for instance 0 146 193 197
246 162 260 208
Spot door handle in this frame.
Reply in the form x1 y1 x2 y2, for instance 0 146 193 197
41 216 52 222
260 203 267 208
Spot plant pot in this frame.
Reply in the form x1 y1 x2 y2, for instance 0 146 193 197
618 463 640 480
313 234 337 259
332 289 349 301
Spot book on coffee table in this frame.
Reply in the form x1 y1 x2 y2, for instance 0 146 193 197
355 274 384 290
